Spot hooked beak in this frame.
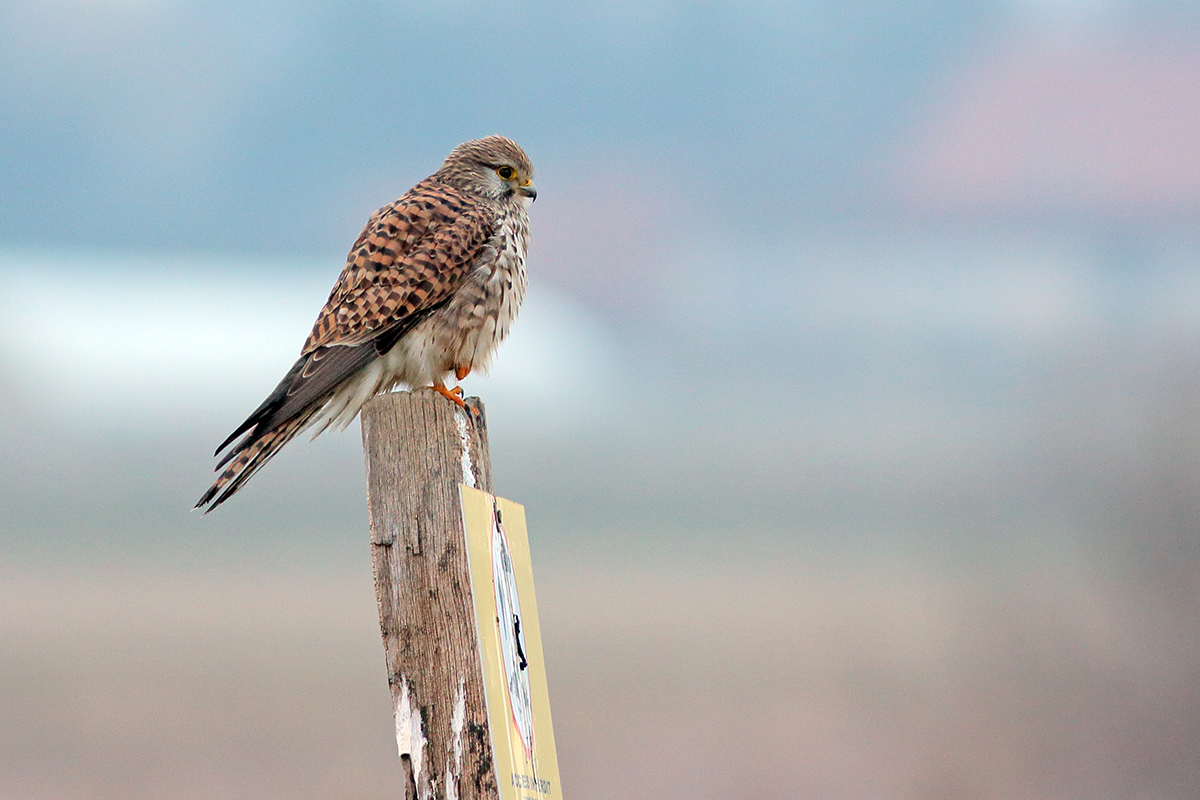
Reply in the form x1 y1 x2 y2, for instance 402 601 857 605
517 181 537 202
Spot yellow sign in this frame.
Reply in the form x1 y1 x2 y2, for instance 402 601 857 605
460 486 563 800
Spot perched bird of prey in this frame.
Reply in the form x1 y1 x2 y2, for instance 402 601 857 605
196 135 536 512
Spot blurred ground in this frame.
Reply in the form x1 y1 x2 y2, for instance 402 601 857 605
2 550 1196 799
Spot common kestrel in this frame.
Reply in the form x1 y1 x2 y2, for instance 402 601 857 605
196 135 535 512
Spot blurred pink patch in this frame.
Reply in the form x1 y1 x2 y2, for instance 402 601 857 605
898 38 1200 219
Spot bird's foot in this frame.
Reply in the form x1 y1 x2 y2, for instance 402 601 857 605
455 365 471 381
428 382 482 424
429 382 467 409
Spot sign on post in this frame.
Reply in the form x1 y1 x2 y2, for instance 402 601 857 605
460 487 562 800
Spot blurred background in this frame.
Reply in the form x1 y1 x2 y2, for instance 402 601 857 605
3 1 1199 797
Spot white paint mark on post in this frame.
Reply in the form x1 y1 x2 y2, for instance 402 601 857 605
360 416 373 486
456 412 475 488
446 678 467 800
395 676 427 790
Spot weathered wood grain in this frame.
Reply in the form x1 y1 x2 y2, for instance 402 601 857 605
361 390 497 800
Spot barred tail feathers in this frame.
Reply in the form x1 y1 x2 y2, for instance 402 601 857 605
195 342 383 512
194 408 319 513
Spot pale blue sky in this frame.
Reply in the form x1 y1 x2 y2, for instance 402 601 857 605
6 0 1194 255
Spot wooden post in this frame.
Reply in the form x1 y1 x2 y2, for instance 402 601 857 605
361 390 498 800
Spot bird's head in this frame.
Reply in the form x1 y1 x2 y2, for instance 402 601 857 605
439 135 536 205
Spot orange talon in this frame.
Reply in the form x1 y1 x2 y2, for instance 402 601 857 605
455 365 471 381
429 382 468 410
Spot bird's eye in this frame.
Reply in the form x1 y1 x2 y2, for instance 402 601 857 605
496 166 516 181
